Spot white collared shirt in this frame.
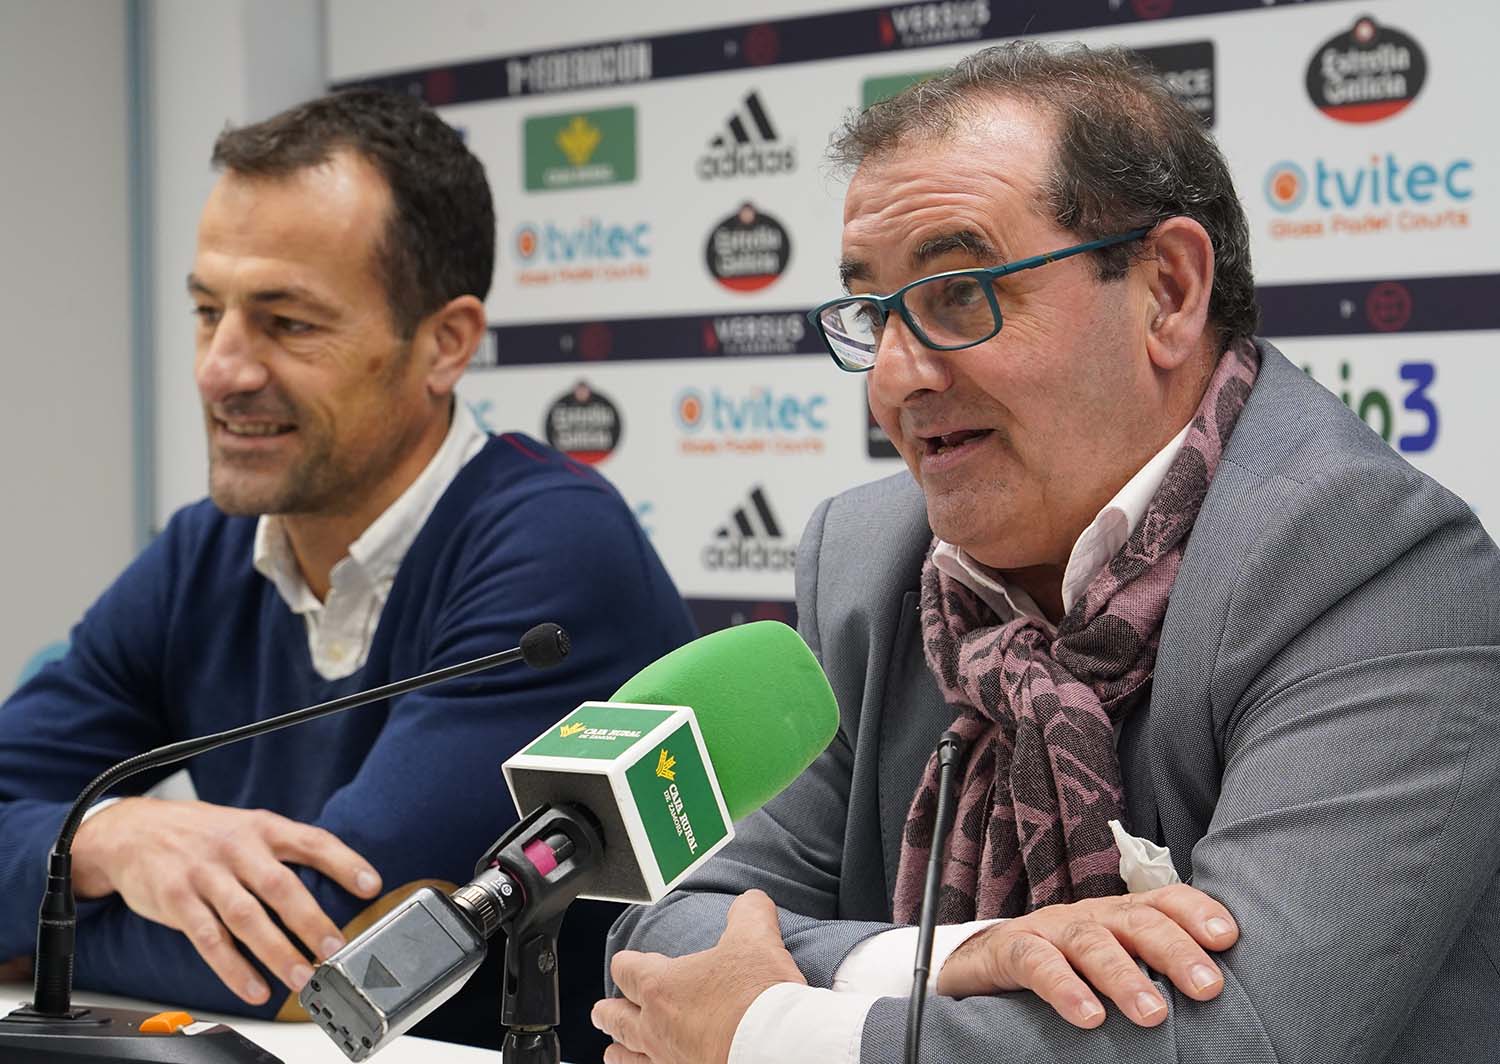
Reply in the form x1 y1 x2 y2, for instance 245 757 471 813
253 401 489 680
727 421 1192 1064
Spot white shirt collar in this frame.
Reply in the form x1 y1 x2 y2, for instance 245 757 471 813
252 400 489 678
933 420 1192 634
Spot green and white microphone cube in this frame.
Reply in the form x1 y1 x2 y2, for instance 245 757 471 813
502 702 734 902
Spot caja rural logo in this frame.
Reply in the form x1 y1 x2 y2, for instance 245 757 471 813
1306 16 1426 124
1263 154 1473 240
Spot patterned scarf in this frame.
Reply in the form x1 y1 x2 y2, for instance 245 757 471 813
892 342 1259 923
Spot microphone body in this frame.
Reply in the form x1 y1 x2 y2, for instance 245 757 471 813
301 621 841 1062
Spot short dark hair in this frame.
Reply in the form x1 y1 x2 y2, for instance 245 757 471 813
831 43 1259 349
211 89 494 339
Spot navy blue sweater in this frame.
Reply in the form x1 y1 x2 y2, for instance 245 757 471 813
0 433 694 1052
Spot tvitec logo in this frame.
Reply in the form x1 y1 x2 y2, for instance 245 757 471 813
513 218 651 284
1263 154 1473 240
675 386 827 456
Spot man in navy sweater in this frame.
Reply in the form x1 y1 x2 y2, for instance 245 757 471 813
0 90 694 1058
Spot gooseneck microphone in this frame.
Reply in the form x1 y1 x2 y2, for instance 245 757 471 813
905 730 968 1064
0 622 569 1064
301 620 841 1063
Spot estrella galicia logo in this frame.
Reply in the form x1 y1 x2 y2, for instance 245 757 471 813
706 204 790 293
545 381 621 464
524 106 637 191
698 92 796 179
702 486 795 573
1307 17 1426 124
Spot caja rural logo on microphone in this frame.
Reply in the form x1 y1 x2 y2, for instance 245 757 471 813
1306 16 1426 124
545 380 621 464
703 486 795 574
705 203 790 292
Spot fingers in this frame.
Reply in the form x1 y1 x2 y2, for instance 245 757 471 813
593 997 647 1055
264 815 381 900
609 949 665 1005
603 1047 653 1064
721 889 782 946
984 932 1107 1028
1139 884 1239 951
197 867 313 997
1047 918 1169 1026
229 848 347 965
1102 894 1226 1002
174 893 271 1006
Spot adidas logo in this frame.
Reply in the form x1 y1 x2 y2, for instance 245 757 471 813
697 92 796 180
702 487 796 572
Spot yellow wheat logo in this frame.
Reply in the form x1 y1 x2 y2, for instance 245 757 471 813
560 722 586 738
655 749 676 781
557 116 601 166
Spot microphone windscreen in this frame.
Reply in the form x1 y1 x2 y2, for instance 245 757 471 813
520 623 570 670
609 621 838 821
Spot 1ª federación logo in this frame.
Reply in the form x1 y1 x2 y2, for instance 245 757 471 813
524 106 637 190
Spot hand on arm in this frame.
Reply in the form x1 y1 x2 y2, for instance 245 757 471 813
594 891 804 1064
936 883 1238 1028
72 797 382 1005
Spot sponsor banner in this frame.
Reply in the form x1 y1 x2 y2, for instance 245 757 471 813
698 91 797 180
1306 15 1426 124
544 380 622 463
477 309 822 367
511 217 652 285
524 105 637 191
333 0 1342 103
706 204 792 293
1258 273 1500 337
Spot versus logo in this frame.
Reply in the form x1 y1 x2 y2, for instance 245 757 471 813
675 386 827 455
524 106 636 191
655 749 676 782
701 312 806 356
1307 16 1426 124
703 487 796 573
545 381 621 464
878 1 991 48
698 91 796 180
505 40 652 96
1263 155 1474 240
514 218 651 284
706 203 790 292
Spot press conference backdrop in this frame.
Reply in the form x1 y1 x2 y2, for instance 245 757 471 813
325 0 1499 632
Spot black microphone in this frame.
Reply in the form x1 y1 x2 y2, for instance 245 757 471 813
905 729 967 1064
0 623 569 1064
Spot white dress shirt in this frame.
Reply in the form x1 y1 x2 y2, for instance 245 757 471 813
253 400 488 680
728 422 1191 1064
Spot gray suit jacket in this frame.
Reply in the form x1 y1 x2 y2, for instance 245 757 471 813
609 342 1500 1062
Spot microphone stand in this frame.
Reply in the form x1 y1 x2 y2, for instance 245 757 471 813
904 730 966 1064
0 624 569 1063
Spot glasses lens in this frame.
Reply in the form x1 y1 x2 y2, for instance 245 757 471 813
817 300 882 370
905 273 999 348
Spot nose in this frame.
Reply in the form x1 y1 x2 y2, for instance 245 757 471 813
195 309 269 405
867 313 952 409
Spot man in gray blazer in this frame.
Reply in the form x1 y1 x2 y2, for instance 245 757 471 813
595 43 1500 1064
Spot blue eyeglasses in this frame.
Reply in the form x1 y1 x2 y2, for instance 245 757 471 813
807 228 1151 372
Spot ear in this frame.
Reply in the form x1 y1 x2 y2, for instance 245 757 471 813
414 294 487 398
1142 217 1215 372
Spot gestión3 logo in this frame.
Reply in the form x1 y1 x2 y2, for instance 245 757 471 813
702 487 795 573
698 91 796 179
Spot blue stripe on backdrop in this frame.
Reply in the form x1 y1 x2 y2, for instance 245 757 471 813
472 273 1500 367
332 0 1352 104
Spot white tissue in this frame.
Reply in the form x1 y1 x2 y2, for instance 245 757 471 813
1109 819 1181 893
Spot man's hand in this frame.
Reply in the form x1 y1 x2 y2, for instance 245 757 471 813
73 797 382 1006
593 890 804 1064
937 884 1239 1028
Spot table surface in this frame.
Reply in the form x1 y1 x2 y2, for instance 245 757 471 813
0 983 498 1062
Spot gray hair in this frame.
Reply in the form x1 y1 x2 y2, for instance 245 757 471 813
831 43 1259 349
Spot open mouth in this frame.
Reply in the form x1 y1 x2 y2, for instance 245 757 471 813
923 428 990 455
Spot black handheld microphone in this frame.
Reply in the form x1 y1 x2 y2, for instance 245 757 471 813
905 729 967 1064
0 623 569 1064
